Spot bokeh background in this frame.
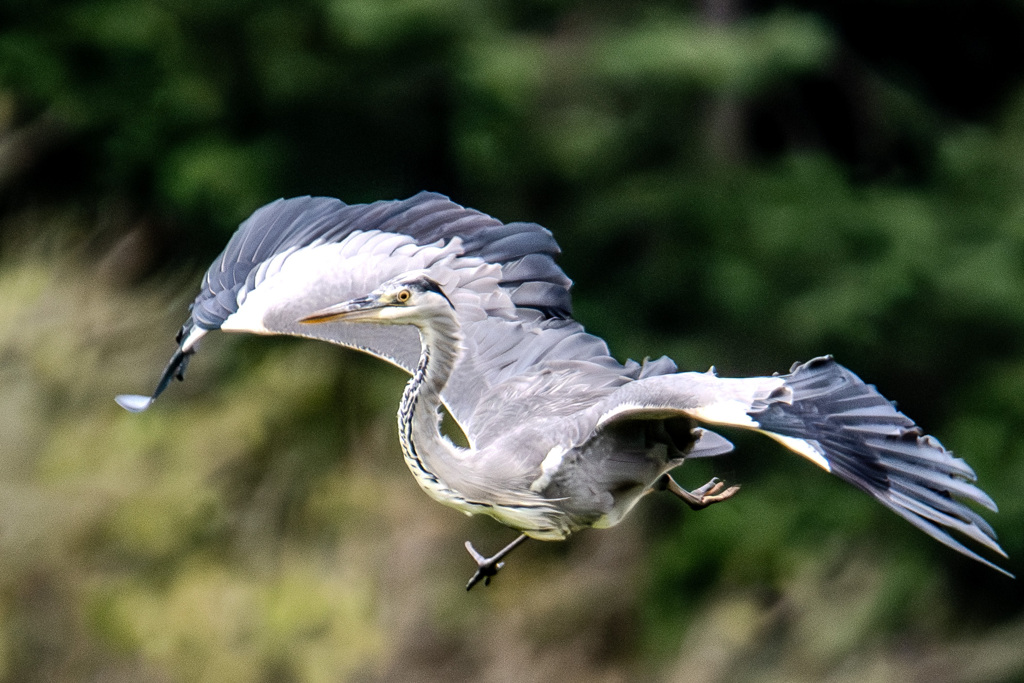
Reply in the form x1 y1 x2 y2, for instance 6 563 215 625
2 0 1024 681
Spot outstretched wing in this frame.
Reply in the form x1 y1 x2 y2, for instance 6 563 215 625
119 192 626 433
192 191 572 331
589 356 1011 576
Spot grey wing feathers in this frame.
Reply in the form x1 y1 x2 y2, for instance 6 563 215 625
593 356 1011 576
450 317 630 445
458 318 681 447
124 192 588 416
191 191 571 330
194 196 343 328
168 191 627 433
750 357 1010 576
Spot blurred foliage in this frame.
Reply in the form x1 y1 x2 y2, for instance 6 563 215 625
2 0 1024 681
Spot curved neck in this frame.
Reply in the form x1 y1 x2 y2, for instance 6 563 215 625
397 309 469 504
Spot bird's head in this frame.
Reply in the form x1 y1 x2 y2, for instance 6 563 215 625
299 273 454 326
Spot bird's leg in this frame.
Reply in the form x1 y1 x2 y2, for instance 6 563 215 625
657 474 740 510
464 534 529 591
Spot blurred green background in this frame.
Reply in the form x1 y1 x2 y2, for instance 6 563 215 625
2 0 1024 680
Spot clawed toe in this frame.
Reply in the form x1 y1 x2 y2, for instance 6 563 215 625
689 477 724 498
661 474 740 510
699 483 741 506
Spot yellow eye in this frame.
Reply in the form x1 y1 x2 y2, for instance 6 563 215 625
396 289 411 303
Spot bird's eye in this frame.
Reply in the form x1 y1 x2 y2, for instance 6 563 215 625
396 289 411 303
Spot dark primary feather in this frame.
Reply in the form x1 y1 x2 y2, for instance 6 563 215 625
749 356 1009 575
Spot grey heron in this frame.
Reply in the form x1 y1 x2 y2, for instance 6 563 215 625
117 192 1011 589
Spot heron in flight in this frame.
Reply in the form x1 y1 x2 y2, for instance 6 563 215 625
118 192 1011 589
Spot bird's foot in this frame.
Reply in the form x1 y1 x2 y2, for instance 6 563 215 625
465 542 504 590
662 475 740 510
464 534 528 591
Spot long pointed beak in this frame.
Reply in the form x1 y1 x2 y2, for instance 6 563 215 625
299 295 384 324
